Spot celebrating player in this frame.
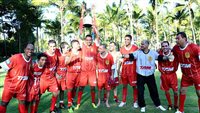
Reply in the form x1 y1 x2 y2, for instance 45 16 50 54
0 44 34 113
27 53 47 113
173 32 200 113
40 40 59 113
158 41 179 110
96 44 114 108
118 35 139 108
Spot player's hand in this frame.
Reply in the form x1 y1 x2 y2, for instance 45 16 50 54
168 53 175 62
122 54 129 58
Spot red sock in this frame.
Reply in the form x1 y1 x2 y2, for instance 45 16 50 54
72 88 77 100
77 91 83 104
133 88 138 102
50 96 57 111
67 91 72 107
0 105 6 113
165 93 172 106
114 95 118 99
30 100 40 113
198 98 200 111
122 87 127 102
91 91 95 103
174 95 178 107
18 104 27 113
179 94 186 112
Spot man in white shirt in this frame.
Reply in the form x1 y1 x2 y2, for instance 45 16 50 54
123 40 166 112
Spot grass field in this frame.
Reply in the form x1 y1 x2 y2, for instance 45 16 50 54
0 71 198 113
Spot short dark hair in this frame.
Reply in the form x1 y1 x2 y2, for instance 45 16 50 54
125 34 132 40
60 42 68 49
85 34 92 39
71 40 79 46
161 41 169 46
48 40 56 45
177 32 187 39
37 53 47 60
100 43 107 49
110 42 116 46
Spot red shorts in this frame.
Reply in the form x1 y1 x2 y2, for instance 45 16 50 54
27 81 40 102
1 88 26 102
160 73 178 91
66 72 80 89
97 74 111 91
110 77 119 88
121 74 137 86
181 74 200 90
78 71 97 87
40 77 59 94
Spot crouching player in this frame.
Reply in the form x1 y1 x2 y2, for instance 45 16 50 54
97 44 114 108
27 53 47 113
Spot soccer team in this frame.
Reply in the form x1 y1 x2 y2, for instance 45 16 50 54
0 32 199 113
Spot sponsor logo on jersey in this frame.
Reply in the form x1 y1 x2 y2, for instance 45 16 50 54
49 66 56 71
185 52 190 58
180 63 191 68
98 69 108 73
59 67 67 71
85 57 94 61
140 66 151 70
73 66 81 70
18 76 28 80
161 67 174 71
124 61 133 65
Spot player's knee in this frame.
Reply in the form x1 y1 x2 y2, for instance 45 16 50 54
1 101 9 107
90 86 95 91
123 85 127 88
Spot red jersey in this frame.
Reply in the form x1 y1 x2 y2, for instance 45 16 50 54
42 52 58 79
81 43 98 71
158 51 179 75
29 62 45 95
97 53 114 76
172 43 200 76
3 54 32 93
57 50 67 76
120 45 138 75
67 50 82 73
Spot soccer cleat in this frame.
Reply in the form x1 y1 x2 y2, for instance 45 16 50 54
174 106 178 111
167 105 172 110
59 103 66 109
92 103 97 108
175 110 184 113
140 107 146 112
68 107 74 113
75 104 80 110
118 102 126 107
156 105 166 111
133 102 139 108
114 98 119 103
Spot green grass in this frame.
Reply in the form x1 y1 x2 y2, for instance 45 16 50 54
0 71 198 113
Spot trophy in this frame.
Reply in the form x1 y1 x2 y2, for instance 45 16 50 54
82 2 93 28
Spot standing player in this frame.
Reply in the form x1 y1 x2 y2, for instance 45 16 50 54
158 41 179 110
108 42 121 103
65 40 82 113
118 35 139 108
96 44 114 108
76 4 100 109
40 40 59 113
27 53 47 113
56 42 70 109
173 32 200 113
0 44 34 113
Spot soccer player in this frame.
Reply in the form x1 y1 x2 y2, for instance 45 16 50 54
96 44 114 108
40 40 59 113
123 40 166 112
108 42 121 103
65 40 82 113
0 44 34 113
158 41 179 110
173 32 200 113
56 42 70 109
118 35 139 108
27 53 47 113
